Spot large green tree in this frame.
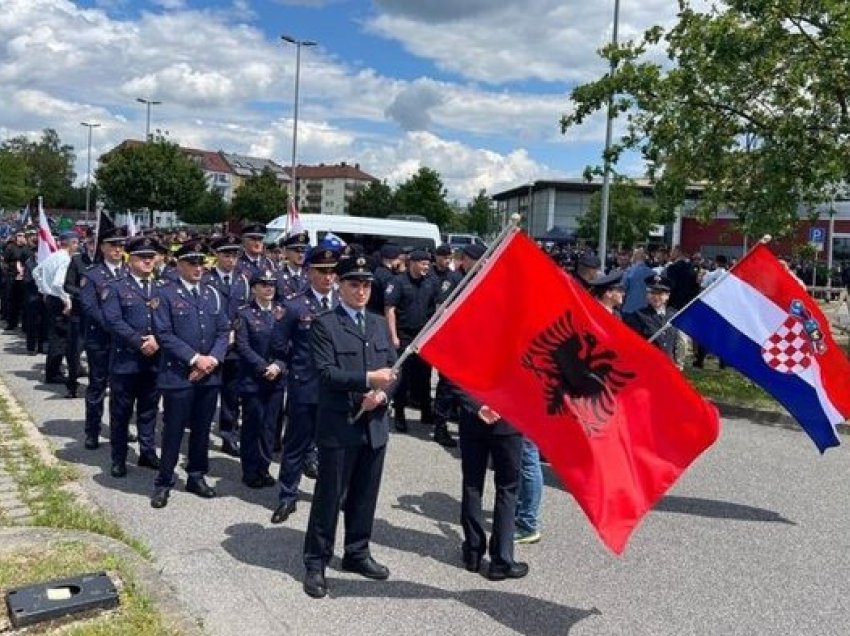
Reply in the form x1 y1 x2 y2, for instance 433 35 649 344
229 167 286 224
347 180 395 218
561 0 850 240
96 137 208 227
181 189 230 226
2 128 76 207
578 180 674 248
464 189 498 237
394 167 453 229
0 150 33 209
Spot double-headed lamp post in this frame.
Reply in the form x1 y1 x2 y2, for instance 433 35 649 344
281 34 317 215
80 121 101 222
136 97 162 140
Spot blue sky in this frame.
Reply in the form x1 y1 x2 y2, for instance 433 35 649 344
1 0 680 200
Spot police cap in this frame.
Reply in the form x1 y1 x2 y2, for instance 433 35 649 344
308 248 338 269
125 236 161 256
336 256 373 281
462 244 486 260
175 240 208 263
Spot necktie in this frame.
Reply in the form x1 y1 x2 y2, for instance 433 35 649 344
142 279 150 297
321 297 330 311
223 274 230 286
355 311 365 334
191 287 200 300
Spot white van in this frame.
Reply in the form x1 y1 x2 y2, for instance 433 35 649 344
265 214 441 255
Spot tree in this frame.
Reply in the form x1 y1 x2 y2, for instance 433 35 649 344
96 136 208 227
181 189 230 226
464 189 498 237
0 150 33 209
394 167 453 229
229 167 286 224
577 180 674 248
561 0 850 240
347 180 395 218
2 128 76 207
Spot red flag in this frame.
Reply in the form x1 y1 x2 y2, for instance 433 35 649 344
37 197 58 264
418 231 720 553
287 196 304 235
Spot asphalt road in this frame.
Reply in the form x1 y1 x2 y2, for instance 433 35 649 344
2 330 849 635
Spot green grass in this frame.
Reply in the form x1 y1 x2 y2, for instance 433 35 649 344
0 541 179 635
684 365 781 412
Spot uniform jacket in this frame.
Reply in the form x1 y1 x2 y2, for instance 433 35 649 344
623 306 678 360
274 265 309 301
202 269 250 322
152 280 229 389
101 276 160 374
233 300 287 394
80 262 126 348
237 253 276 280
310 305 397 449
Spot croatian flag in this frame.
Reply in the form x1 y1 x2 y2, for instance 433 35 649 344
287 196 304 235
36 197 58 264
672 243 850 452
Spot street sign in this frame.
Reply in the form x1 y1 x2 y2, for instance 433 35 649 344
809 227 825 252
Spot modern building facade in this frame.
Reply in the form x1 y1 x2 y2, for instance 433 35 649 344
284 162 377 215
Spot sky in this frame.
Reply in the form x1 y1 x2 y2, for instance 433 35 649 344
0 0 687 202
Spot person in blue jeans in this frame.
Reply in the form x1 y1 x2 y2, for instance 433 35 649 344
514 437 543 544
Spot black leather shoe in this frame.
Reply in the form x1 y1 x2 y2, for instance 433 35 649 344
434 426 458 448
64 387 78 399
394 413 408 433
261 473 277 487
84 435 99 450
486 561 529 581
186 478 216 498
150 487 170 509
221 439 240 457
242 475 265 489
137 454 160 470
45 375 67 385
303 462 318 480
303 571 327 599
270 500 297 524
110 463 127 478
462 551 482 573
340 556 389 580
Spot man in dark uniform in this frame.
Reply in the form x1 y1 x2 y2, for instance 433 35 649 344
204 234 251 456
3 229 30 331
429 243 462 301
666 246 700 311
237 223 275 280
275 231 310 300
78 227 128 448
385 249 438 433
150 240 230 509
588 271 626 317
572 252 602 290
22 237 47 355
366 244 401 315
101 236 162 477
623 274 680 365
302 256 397 599
271 248 338 524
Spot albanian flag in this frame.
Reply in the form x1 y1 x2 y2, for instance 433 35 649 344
418 230 720 553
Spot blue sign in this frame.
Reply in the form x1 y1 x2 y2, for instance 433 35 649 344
809 227 825 243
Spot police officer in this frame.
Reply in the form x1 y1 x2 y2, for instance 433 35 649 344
587 271 626 317
78 227 128 448
237 224 275 280
302 256 397 599
271 248 338 525
233 269 287 488
385 249 438 432
22 232 47 356
366 244 401 315
623 274 681 364
572 252 602 290
2 229 30 331
150 240 230 509
204 234 251 456
275 231 310 300
101 236 162 477
430 244 462 300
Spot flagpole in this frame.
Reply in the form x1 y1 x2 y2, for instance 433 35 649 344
354 213 522 419
648 234 773 344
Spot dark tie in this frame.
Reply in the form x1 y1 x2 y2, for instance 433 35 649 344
191 287 200 300
321 297 330 311
355 311 365 334
223 274 231 287
142 280 150 297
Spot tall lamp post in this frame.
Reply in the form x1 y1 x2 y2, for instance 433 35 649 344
598 0 621 267
136 97 162 140
281 34 317 219
80 121 101 222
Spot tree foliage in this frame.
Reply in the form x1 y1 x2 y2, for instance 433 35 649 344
1 128 76 207
578 180 674 248
347 180 395 218
229 167 286 224
561 0 850 239
394 167 453 228
96 136 208 227
0 150 33 209
181 188 230 226
464 189 498 237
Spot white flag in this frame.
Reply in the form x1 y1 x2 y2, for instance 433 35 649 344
36 197 58 264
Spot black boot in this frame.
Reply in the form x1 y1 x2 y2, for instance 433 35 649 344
433 421 457 448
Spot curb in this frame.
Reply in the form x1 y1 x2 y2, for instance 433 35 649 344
713 401 850 436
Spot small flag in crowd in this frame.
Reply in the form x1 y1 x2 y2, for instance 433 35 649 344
672 243 850 453
287 196 304 235
18 203 30 226
127 213 138 237
36 197 57 263
318 232 346 251
417 230 720 554
95 209 115 244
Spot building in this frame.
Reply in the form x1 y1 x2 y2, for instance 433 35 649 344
284 162 378 215
219 152 289 194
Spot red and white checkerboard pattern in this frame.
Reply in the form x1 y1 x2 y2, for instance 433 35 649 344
761 317 813 374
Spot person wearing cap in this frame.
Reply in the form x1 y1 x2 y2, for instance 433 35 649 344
276 230 310 300
233 269 287 489
204 234 252 457
237 223 275 280
588 270 626 316
270 248 339 524
149 240 230 509
623 274 680 364
75 227 128 446
2 228 30 331
101 236 164 477
430 244 462 303
573 252 602 290
33 230 80 388
366 244 402 315
302 255 398 599
384 248 439 434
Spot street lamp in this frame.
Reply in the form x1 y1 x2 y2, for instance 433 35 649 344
80 121 101 222
598 0 621 267
136 97 162 140
281 34 317 218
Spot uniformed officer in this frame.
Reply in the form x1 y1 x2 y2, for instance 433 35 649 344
237 223 275 280
22 235 47 356
365 244 401 315
623 274 681 365
430 244 462 302
150 240 230 509
78 227 128 449
204 234 251 456
302 256 398 599
233 269 287 488
275 231 310 300
101 236 162 477
587 271 626 317
271 248 338 525
572 252 602 290
384 249 439 433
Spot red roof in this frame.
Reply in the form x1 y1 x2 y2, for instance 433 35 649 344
284 163 377 181
101 140 233 174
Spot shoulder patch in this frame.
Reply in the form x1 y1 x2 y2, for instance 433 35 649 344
100 287 110 301
385 283 394 295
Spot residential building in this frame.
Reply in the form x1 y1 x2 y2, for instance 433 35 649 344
284 162 378 215
219 152 289 193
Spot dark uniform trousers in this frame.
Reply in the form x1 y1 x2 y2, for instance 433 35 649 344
152 282 229 488
109 373 159 465
23 257 46 353
44 295 79 391
458 396 522 568
394 339 433 421
303 307 396 574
